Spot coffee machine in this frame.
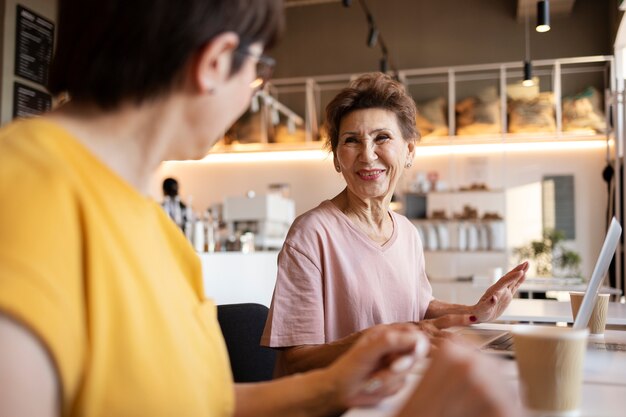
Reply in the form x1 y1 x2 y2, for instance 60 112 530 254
222 193 295 250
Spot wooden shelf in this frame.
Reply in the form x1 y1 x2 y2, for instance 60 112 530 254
424 250 507 254
418 132 607 147
209 132 607 154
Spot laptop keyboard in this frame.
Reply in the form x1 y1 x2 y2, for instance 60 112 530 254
486 333 515 351
486 336 626 353
588 342 626 352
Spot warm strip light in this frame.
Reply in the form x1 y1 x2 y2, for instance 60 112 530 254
162 139 607 164
414 140 606 157
200 149 330 163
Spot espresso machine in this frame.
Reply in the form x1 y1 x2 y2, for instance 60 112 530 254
222 193 296 250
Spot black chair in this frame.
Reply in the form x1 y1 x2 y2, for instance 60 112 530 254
217 303 277 382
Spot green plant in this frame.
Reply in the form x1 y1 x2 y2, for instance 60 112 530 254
514 229 581 277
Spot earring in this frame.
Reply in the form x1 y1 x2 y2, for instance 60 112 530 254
405 162 412 168
335 165 341 172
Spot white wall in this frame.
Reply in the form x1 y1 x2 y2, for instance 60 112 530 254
152 144 608 279
152 156 346 216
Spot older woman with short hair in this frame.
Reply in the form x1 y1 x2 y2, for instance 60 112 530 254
262 72 528 375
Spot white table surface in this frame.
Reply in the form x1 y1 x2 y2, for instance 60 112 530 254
343 323 626 417
499 298 626 325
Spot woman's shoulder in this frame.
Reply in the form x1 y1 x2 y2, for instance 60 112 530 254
284 200 343 245
290 200 340 230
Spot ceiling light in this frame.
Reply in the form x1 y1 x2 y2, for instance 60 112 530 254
536 1 550 33
523 61 535 87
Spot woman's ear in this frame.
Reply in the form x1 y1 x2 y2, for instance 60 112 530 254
192 32 240 94
333 154 341 173
406 138 416 167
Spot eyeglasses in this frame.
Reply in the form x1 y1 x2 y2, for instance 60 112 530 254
234 49 276 90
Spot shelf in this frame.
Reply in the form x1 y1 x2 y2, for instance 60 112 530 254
424 250 506 254
418 132 607 147
210 141 325 154
207 132 607 155
407 189 504 195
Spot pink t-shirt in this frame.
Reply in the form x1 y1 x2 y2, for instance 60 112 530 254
261 200 433 347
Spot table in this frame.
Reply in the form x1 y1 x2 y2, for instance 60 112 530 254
343 324 626 417
499 299 626 325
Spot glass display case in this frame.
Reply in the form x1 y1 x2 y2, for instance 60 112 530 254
213 55 614 153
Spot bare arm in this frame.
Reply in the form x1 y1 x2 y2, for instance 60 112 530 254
277 331 362 375
234 324 426 417
424 299 472 319
234 370 340 417
394 340 522 417
0 313 60 417
425 262 529 323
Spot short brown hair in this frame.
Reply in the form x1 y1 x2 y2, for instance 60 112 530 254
48 0 284 109
324 73 419 153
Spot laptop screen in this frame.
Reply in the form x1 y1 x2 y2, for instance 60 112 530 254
572 217 622 330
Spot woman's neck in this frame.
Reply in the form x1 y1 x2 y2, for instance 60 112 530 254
46 98 182 194
331 189 393 244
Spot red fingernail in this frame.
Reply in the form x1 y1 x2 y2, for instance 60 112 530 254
470 316 477 322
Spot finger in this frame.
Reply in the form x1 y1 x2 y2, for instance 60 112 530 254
511 261 529 272
351 327 421 369
500 271 525 290
384 331 430 369
352 375 407 406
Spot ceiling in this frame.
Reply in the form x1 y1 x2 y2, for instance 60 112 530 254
517 0 575 19
285 0 577 18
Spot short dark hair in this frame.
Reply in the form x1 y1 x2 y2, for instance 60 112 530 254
48 0 284 109
325 72 419 153
162 177 179 197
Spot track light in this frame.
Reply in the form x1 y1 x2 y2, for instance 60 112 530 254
367 26 379 48
342 0 351 7
522 61 534 87
536 1 550 32
380 56 388 73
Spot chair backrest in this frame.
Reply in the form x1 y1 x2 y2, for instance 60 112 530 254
216 303 277 382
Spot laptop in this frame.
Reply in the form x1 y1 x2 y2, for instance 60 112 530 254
454 217 622 355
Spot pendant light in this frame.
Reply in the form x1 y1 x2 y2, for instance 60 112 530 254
365 11 378 48
522 4 534 87
523 61 534 87
536 1 550 33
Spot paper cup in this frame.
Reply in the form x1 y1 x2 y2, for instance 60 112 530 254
513 325 588 416
570 292 610 337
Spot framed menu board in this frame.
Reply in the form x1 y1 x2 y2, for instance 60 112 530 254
13 82 51 118
14 5 54 86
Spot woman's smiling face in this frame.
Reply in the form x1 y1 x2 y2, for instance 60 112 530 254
335 107 415 203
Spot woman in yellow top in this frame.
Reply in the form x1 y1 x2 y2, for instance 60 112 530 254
0 1 521 417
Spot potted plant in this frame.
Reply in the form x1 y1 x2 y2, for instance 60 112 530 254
514 229 582 278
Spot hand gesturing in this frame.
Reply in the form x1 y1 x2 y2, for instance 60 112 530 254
472 262 528 322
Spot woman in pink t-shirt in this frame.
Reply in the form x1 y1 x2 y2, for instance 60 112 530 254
262 73 528 375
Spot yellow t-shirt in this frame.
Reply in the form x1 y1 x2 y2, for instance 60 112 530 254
0 118 234 417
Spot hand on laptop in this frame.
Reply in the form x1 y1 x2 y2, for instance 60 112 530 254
414 314 477 339
396 340 523 417
472 261 528 322
328 324 429 407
